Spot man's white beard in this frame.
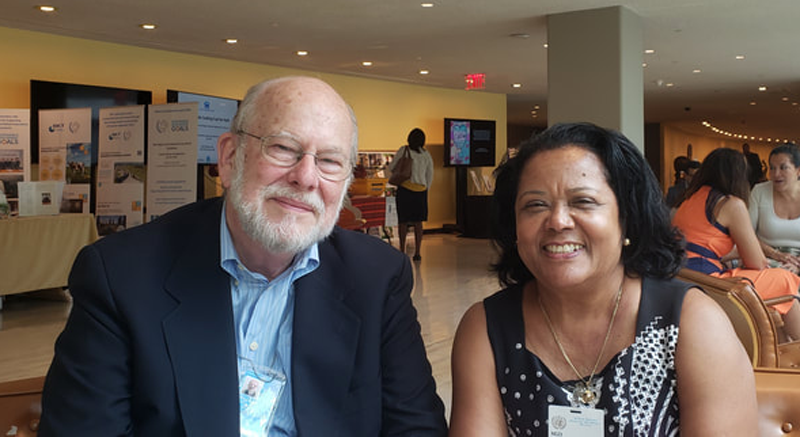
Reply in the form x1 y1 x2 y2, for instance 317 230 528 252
228 152 345 254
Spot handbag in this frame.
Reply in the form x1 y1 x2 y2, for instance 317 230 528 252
388 146 413 186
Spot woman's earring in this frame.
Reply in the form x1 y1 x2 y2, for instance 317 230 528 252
623 238 631 247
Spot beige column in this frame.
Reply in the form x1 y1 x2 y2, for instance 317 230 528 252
547 6 644 150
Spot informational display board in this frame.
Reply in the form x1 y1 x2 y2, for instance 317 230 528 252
146 102 198 221
0 109 30 209
168 91 238 164
96 105 146 235
38 108 92 212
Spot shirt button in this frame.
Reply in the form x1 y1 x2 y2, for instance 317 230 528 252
234 279 240 287
249 341 258 351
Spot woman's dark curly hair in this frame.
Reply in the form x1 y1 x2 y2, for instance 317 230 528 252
491 122 685 288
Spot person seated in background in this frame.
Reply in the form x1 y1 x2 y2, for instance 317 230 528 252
450 123 756 436
672 147 800 341
665 155 700 208
750 143 800 274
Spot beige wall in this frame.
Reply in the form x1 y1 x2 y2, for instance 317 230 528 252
661 123 774 191
1 26 507 229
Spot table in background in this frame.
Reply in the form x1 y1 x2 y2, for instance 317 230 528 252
0 214 98 297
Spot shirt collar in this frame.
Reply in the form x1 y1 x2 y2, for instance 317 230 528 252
219 200 319 283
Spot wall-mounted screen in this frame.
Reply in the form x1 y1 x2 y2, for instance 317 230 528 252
30 80 152 165
166 90 239 164
443 118 496 167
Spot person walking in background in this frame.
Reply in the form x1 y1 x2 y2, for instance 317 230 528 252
750 142 800 273
743 142 766 188
389 128 434 261
672 147 800 340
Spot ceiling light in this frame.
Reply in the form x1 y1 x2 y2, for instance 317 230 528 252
296 50 308 56
782 96 789 101
225 38 238 44
512 83 522 88
421 2 434 7
642 63 647 68
543 43 548 49
665 83 674 87
750 101 757 105
37 5 56 12
534 105 540 110
644 49 655 54
510 33 530 39
419 70 429 75
140 24 157 30
793 102 799 106
532 115 538 118
758 86 767 91
362 61 373 67
692 69 701 73
735 55 745 60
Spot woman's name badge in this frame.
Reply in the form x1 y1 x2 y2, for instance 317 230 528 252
547 405 603 437
239 366 286 437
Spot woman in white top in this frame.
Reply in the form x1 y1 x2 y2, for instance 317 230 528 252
388 128 434 261
749 143 800 273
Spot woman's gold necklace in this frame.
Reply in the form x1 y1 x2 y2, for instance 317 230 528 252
538 283 624 405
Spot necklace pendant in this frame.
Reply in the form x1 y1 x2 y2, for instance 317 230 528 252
573 383 596 405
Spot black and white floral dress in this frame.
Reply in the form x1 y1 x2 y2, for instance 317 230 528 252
484 277 689 437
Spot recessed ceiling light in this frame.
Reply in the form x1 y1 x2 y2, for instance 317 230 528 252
421 2 434 7
793 102 799 106
642 63 647 68
296 50 308 56
750 101 757 105
543 43 549 49
225 38 238 44
758 86 767 91
362 61 373 67
534 105 540 110
510 33 530 39
512 83 522 88
665 83 674 87
140 24 157 30
644 49 655 54
37 5 56 12
781 96 789 101
692 69 701 73
735 55 745 60
419 70 430 75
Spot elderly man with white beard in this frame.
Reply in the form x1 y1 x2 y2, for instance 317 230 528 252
40 76 447 437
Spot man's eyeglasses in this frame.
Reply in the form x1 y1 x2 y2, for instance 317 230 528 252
237 130 353 182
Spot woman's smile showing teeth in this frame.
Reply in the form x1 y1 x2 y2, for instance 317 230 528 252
544 243 584 254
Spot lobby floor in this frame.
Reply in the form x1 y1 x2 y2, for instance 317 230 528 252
0 233 498 418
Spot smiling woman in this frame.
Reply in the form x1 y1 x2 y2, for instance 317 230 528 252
449 123 758 437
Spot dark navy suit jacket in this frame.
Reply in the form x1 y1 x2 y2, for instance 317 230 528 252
40 198 447 436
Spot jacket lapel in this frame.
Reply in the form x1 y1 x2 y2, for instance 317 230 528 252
292 240 361 436
162 201 239 436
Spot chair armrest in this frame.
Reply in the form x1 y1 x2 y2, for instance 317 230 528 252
755 367 800 436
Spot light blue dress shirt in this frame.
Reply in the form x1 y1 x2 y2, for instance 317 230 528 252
220 206 319 436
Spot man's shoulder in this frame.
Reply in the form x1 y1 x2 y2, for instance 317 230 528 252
95 198 222 251
320 228 406 268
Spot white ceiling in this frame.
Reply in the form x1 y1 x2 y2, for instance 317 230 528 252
3 0 800 142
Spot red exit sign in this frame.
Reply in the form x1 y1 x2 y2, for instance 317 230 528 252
464 73 486 90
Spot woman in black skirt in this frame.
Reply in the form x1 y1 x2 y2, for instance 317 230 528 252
388 128 434 261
